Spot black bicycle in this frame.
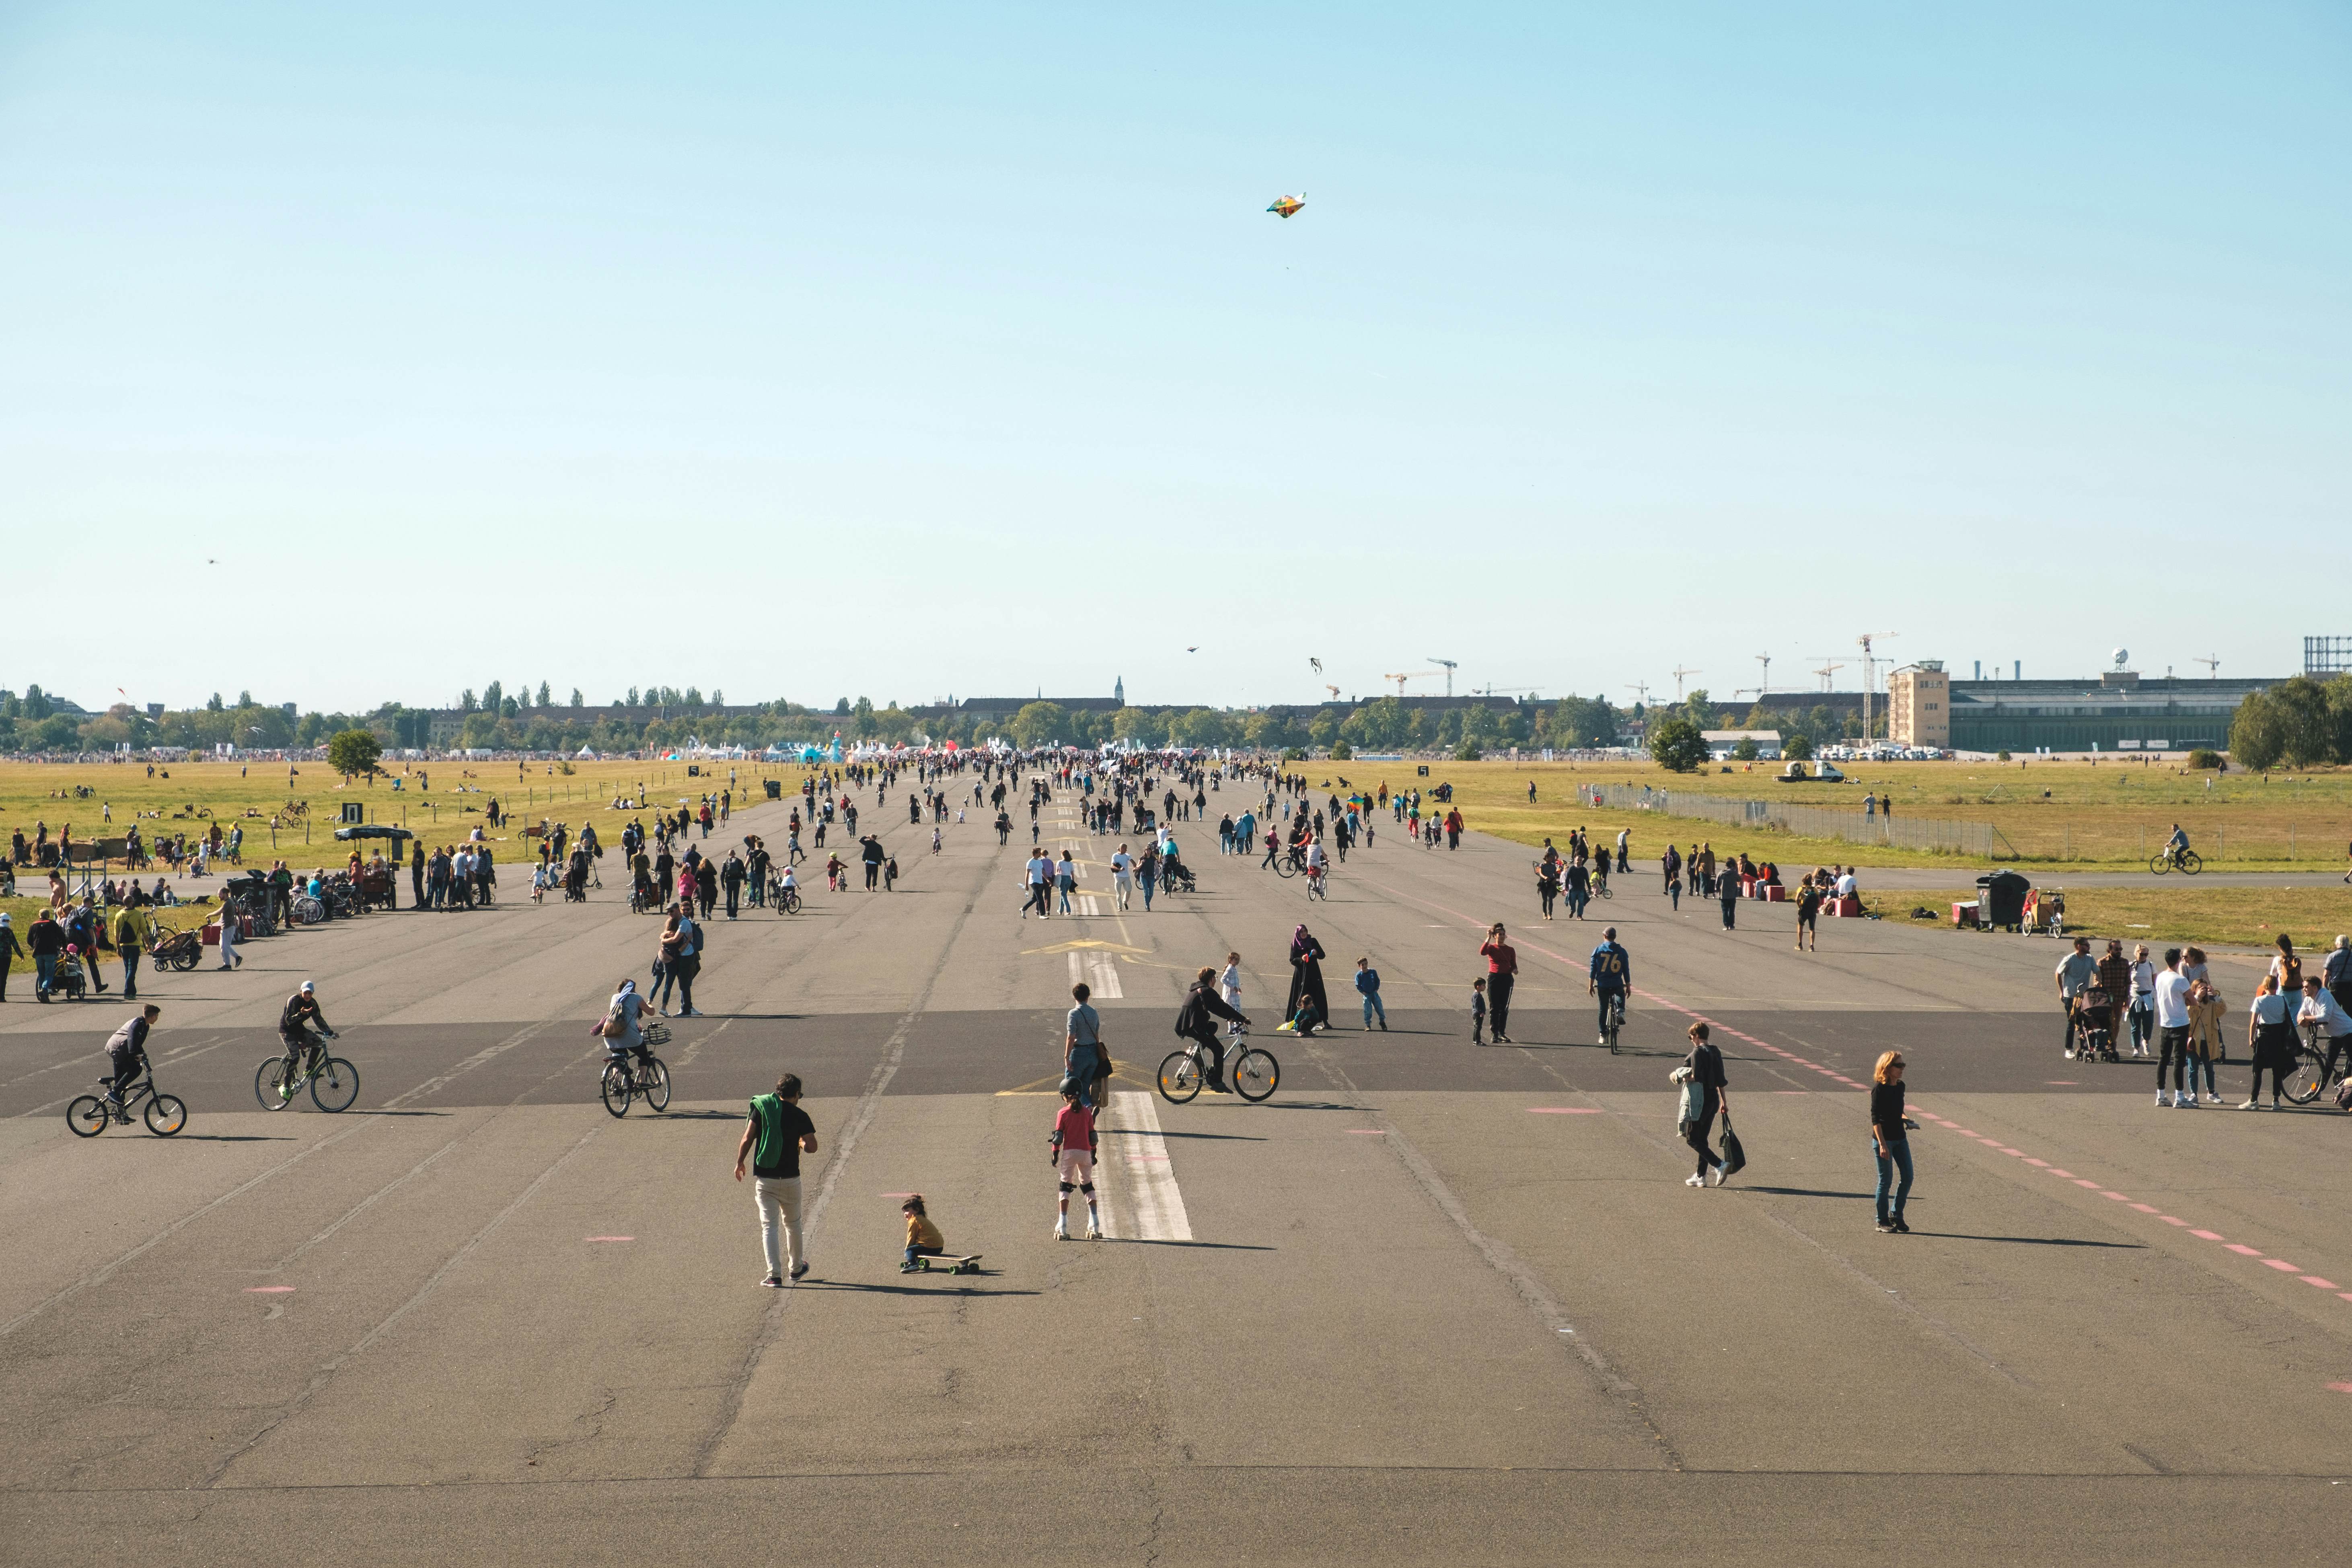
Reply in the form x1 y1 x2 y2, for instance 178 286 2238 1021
68 1069 186 1138
2282 1022 2346 1106
2149 847 2204 876
257 1032 360 1112
601 1024 674 1117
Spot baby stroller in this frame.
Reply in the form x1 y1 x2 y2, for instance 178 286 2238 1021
1160 858 1197 894
52 945 90 1002
2068 985 2120 1063
564 861 590 903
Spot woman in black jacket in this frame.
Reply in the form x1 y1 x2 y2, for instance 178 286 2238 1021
1871 1051 1915 1233
1285 925 1329 1036
1684 1022 1729 1185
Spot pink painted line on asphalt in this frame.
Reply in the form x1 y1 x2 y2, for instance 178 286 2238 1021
245 1286 296 1294
2128 1203 2160 1214
2191 1230 2226 1241
2099 1192 2130 1202
2300 1278 2338 1290
2261 1259 2301 1272
2159 1217 2189 1226
2225 1243 2264 1256
2330 1381 2352 1393
2073 1179 2102 1188
2048 1169 2077 1179
2022 1158 2050 1167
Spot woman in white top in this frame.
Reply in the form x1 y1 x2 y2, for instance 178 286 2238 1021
2127 944 2158 1058
1220 951 1244 1036
2243 976 2296 1109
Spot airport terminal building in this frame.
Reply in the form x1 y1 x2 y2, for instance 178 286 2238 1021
1887 660 2284 754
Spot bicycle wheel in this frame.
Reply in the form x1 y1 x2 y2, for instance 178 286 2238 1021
2180 851 2203 875
256 1056 298 1110
1232 1048 1280 1102
1157 1050 1204 1104
66 1095 109 1138
783 890 802 913
145 1094 187 1136
1597 883 1613 900
293 896 324 924
1271 857 1296 879
310 1058 360 1113
600 1062 635 1117
2282 1053 2327 1106
2147 853 2170 876
641 1058 672 1112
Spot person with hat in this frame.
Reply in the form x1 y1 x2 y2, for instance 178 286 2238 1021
0 912 23 1003
277 981 338 1085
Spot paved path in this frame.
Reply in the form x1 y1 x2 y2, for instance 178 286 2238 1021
4 783 2347 1565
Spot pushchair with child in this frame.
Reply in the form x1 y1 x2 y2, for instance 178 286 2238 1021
2068 985 2120 1063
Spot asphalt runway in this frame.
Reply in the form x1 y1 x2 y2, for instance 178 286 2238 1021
5 783 2348 1565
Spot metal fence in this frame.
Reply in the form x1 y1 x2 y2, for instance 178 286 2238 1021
1584 784 1997 858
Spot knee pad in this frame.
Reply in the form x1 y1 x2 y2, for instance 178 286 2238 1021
1058 1181 1075 1194
1079 1182 1095 1196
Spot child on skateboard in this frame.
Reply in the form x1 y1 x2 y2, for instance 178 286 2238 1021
1050 1086 1101 1241
901 1194 947 1271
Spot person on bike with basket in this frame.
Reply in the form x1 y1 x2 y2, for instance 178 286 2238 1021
1589 927 1631 1047
279 981 338 1080
2164 823 2190 869
1176 966 1250 1093
102 1004 161 1116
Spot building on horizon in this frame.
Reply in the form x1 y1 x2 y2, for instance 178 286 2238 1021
1889 660 2285 754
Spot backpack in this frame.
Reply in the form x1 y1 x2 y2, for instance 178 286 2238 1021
599 999 629 1039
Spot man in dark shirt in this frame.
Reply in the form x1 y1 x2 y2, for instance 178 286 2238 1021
27 908 66 1001
734 1073 820 1287
1684 1022 1730 1186
859 834 886 892
279 982 337 1075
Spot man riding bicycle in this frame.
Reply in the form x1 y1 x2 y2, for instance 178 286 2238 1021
279 981 337 1077
1589 927 1630 1046
1302 835 1326 894
103 1004 161 1111
1176 966 1250 1093
2164 824 2191 867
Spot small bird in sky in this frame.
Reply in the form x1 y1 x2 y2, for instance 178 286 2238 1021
1186 646 1199 653
206 558 219 564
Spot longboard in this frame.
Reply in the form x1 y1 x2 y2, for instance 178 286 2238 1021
909 1253 983 1274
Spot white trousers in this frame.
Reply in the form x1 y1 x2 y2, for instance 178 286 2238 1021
754 1175 804 1277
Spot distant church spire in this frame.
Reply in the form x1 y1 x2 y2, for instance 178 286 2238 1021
1114 675 1125 705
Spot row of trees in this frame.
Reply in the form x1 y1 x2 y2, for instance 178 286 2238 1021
1 683 1642 758
2228 675 2352 769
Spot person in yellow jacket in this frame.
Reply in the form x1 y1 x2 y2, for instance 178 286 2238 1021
111 900 152 1002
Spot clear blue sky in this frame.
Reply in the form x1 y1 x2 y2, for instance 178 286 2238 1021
4 3 2346 715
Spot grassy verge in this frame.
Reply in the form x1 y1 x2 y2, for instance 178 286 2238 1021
0 758 810 875
1882 884 2352 952
1369 758 2352 873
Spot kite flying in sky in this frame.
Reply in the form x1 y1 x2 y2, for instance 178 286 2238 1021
1267 193 1305 219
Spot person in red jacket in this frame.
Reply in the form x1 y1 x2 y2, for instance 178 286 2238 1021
1050 1086 1101 1241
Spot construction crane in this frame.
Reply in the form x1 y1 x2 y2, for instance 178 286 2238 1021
1755 653 1773 695
1476 682 1544 699
1624 680 1653 710
1670 666 1701 700
1382 670 1445 696
2194 655 2220 676
1856 632 1898 740
1808 659 1844 693
1427 658 1458 697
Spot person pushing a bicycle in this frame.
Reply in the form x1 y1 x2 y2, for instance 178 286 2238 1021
279 982 337 1076
1589 927 1631 1048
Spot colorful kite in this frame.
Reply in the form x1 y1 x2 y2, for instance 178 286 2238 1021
1267 193 1305 219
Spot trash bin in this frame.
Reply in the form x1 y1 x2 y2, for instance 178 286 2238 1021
1977 870 2031 931
764 779 782 800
